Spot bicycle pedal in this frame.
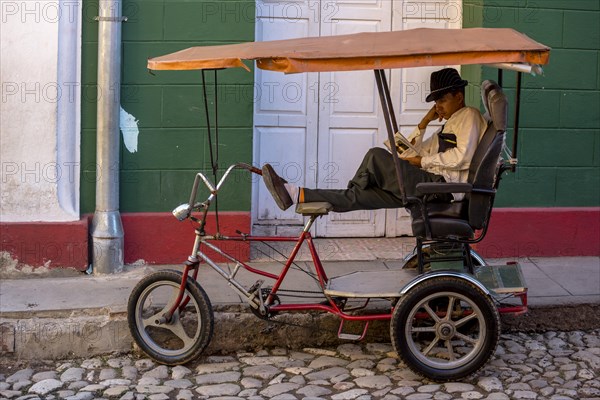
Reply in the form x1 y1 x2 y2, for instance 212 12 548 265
248 280 264 294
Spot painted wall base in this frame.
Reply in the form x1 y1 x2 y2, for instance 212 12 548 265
0 219 89 270
121 212 251 265
1 208 598 269
475 207 600 258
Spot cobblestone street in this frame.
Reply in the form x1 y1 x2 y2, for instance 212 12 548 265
1 329 599 400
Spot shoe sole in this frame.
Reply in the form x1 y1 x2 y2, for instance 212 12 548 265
262 165 292 211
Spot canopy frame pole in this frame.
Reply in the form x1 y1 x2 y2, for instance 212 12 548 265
380 70 400 134
512 71 522 172
201 69 221 233
374 69 407 203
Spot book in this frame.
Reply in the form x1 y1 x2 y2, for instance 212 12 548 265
383 132 420 157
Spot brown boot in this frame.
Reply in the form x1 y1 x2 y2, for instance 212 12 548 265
262 164 293 211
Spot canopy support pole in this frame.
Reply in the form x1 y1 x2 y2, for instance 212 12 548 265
374 69 406 203
512 71 522 172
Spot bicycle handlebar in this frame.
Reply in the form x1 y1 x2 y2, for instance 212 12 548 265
175 163 263 221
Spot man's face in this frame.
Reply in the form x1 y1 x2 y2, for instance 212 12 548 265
434 92 464 120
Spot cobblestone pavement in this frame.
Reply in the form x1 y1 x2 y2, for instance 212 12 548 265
1 330 599 400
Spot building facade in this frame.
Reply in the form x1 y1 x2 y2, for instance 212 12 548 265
1 0 598 269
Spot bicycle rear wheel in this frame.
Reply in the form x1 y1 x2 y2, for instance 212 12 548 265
390 276 500 381
127 269 214 365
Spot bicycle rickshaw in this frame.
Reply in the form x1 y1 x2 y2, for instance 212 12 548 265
127 28 550 381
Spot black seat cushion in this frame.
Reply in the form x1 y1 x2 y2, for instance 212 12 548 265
412 217 474 239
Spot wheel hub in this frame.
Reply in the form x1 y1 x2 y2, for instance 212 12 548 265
437 322 456 340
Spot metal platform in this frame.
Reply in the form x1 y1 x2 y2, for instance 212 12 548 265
324 269 418 298
475 263 527 294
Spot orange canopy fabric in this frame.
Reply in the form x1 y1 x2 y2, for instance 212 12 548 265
147 28 550 73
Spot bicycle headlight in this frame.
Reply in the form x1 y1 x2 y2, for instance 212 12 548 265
172 203 191 221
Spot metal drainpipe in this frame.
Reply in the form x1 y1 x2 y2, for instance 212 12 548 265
91 0 125 274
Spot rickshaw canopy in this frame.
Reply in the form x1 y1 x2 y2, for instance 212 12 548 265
147 28 550 73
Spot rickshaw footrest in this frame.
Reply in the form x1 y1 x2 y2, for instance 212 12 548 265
338 333 363 341
337 319 369 341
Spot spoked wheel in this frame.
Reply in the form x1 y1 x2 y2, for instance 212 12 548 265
391 276 500 382
127 269 214 365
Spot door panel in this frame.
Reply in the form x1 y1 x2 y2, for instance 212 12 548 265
315 0 391 237
386 0 462 236
326 128 378 226
253 2 319 235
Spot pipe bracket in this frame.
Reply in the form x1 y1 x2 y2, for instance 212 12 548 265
94 16 128 22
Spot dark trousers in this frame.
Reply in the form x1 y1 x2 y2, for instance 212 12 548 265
303 147 446 213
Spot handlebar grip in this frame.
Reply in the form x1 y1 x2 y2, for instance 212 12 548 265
237 163 262 176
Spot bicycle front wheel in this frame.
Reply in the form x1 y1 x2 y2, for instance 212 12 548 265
127 269 214 365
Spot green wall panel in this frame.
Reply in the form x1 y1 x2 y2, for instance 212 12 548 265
81 85 98 131
560 91 600 129
80 171 97 214
81 0 255 214
164 2 255 41
520 50 598 90
119 127 252 172
81 129 97 169
564 11 600 50
519 129 597 167
555 168 600 206
466 1 600 208
120 86 162 128
462 2 483 28
496 167 557 207
120 171 162 212
81 43 99 85
514 89 561 129
537 1 599 11
162 85 254 128
121 129 204 171
483 6 564 48
594 130 600 167
121 1 165 41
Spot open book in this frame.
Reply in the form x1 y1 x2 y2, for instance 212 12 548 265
383 132 420 157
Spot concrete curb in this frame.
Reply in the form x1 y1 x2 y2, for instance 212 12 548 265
2 303 599 361
1 254 598 361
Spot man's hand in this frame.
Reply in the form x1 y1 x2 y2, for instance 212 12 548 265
403 156 422 167
418 105 441 130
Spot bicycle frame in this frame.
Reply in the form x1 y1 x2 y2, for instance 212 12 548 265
155 163 397 339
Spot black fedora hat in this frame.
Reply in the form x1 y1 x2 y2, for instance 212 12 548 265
426 68 468 102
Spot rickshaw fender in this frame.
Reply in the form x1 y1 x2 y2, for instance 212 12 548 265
399 271 491 297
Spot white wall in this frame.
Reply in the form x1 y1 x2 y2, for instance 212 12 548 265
0 0 81 222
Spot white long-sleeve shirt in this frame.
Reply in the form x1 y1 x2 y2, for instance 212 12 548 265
406 106 487 200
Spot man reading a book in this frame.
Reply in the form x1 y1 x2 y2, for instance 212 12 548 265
262 68 487 215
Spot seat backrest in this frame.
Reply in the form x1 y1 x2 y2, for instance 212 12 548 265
468 131 505 229
466 80 508 229
467 80 508 183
